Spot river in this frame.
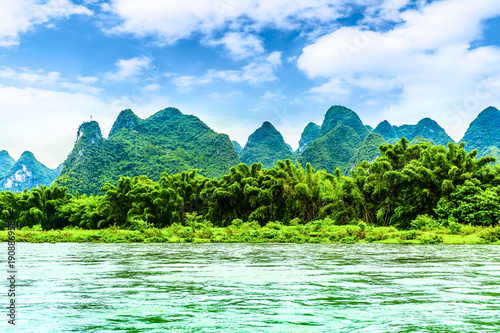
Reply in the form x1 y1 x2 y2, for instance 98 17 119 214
5 243 500 332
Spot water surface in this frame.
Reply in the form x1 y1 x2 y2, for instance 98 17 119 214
5 243 500 332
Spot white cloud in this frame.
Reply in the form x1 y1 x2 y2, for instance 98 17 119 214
207 32 264 59
297 0 500 140
104 0 363 43
104 56 153 82
262 91 286 101
0 66 100 94
77 76 99 84
0 85 112 168
172 51 282 90
207 91 242 99
0 0 91 47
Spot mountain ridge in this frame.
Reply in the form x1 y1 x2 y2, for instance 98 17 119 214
0 151 61 192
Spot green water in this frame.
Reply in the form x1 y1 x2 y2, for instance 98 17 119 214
4 243 500 332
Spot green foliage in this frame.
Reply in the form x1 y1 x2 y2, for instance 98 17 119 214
2 136 500 235
348 133 387 169
300 124 361 174
411 214 441 230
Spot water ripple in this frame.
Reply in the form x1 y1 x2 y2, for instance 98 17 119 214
4 243 500 332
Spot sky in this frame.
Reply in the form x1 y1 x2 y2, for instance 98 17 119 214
1 0 500 168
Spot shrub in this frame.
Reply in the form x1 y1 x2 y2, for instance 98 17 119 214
231 218 243 227
411 215 442 230
340 236 359 243
124 232 144 242
478 227 500 243
419 234 443 244
448 221 462 235
265 221 283 230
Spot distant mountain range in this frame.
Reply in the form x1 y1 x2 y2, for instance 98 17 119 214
0 150 61 192
1 105 499 194
53 108 239 194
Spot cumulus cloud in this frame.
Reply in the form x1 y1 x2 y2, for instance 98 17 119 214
172 51 282 90
297 0 500 139
104 56 153 82
103 0 364 43
0 0 91 47
0 66 100 94
207 32 265 60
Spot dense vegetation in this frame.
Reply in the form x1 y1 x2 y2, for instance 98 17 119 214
2 139 500 244
54 108 240 195
299 124 362 174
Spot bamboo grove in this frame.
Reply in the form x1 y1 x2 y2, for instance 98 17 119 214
2 138 500 231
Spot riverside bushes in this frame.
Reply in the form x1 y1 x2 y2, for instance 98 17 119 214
2 220 498 244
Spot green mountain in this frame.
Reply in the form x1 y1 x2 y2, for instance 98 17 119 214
0 151 61 192
108 108 141 137
392 118 454 146
239 121 294 169
374 120 399 143
318 105 370 140
348 133 387 168
0 150 15 177
299 124 361 173
232 141 243 154
460 106 500 157
410 135 436 146
297 122 320 153
54 107 240 194
374 118 454 146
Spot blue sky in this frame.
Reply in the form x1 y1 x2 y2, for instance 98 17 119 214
1 0 500 168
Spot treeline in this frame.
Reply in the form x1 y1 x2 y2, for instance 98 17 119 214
1 138 500 230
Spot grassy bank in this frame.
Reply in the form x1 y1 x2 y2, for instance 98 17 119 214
2 219 500 244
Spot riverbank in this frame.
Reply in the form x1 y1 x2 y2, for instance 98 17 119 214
2 219 499 244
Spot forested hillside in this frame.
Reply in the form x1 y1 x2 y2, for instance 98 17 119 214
239 121 294 169
2 139 499 234
54 108 240 195
2 105 498 196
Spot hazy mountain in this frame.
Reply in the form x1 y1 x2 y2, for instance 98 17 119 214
232 141 243 154
0 150 15 178
297 122 320 153
239 121 294 169
54 108 240 194
0 151 61 192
